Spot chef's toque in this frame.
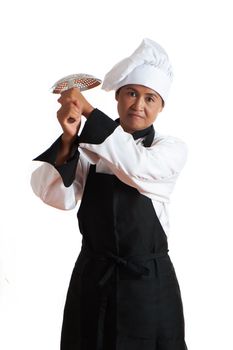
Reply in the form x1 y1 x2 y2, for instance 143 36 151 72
101 38 173 103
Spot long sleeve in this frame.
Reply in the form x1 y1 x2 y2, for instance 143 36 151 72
33 135 80 187
78 109 188 203
30 109 116 210
31 136 90 210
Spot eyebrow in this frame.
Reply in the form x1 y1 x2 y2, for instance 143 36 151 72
126 87 159 98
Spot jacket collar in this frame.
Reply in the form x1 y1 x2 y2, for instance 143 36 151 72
115 118 155 147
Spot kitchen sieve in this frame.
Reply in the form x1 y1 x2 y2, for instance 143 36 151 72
51 73 102 94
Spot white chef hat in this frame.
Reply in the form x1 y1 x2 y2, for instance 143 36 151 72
101 38 173 103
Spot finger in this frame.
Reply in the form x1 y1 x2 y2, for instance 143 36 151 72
57 105 81 127
57 103 80 119
57 96 81 109
57 88 81 105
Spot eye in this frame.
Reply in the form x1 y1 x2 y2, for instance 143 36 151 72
127 91 137 97
146 96 155 103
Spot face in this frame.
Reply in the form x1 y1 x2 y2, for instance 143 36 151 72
115 84 163 133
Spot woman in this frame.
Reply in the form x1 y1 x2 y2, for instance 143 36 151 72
31 38 188 350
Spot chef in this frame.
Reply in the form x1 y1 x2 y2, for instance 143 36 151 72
31 38 188 350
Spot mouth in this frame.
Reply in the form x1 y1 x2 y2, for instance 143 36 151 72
128 113 145 119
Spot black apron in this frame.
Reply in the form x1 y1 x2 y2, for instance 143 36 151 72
60 133 187 350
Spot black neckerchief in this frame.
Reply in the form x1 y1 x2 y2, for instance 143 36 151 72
115 118 155 147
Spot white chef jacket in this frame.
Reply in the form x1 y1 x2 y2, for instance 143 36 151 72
31 109 187 236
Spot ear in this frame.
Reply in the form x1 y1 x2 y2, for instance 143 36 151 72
115 91 119 101
159 105 164 113
159 97 165 113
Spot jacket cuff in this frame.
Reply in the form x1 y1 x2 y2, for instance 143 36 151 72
33 135 62 164
33 135 80 187
79 108 118 144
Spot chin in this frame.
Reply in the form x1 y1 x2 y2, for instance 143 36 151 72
129 122 146 132
120 117 146 133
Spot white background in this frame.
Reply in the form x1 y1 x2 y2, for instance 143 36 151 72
0 0 233 349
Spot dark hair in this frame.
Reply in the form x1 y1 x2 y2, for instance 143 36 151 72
116 87 122 95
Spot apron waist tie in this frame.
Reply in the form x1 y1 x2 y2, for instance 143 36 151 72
95 250 168 287
82 241 168 286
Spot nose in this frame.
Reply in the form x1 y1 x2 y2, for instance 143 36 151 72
131 97 144 110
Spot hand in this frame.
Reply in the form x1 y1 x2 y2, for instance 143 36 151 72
57 88 94 142
57 99 82 143
57 87 94 118
55 88 95 165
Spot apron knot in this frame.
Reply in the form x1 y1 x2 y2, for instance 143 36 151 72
98 252 150 287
